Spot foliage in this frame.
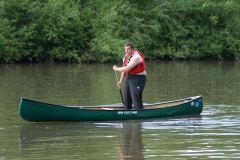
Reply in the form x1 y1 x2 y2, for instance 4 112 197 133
0 0 84 62
0 0 240 62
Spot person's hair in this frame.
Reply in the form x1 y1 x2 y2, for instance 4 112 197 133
125 42 134 49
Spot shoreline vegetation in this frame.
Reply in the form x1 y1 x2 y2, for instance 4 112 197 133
0 0 240 63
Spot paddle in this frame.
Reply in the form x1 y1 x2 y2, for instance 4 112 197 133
115 71 124 106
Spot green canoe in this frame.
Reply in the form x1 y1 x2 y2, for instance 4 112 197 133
19 95 203 122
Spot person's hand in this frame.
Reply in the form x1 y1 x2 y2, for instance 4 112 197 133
113 65 117 70
117 81 122 89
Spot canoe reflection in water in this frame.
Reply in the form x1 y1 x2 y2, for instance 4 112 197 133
18 122 145 159
18 117 202 158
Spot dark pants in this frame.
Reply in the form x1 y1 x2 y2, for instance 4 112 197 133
124 74 146 110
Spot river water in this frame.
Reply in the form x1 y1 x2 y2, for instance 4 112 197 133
0 60 240 159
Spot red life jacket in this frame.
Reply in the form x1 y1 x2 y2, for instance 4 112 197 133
123 50 146 74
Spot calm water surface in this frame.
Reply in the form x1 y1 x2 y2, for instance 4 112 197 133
0 61 240 159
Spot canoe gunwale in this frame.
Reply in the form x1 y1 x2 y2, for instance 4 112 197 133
70 96 200 111
20 95 201 111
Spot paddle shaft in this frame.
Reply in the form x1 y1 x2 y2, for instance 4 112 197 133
115 71 124 105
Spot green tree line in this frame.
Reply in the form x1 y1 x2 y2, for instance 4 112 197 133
0 0 240 62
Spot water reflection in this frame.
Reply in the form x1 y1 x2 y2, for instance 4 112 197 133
19 122 100 157
19 121 146 159
18 117 203 159
117 122 145 160
142 116 202 132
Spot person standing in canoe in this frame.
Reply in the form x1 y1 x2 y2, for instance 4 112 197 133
113 42 147 110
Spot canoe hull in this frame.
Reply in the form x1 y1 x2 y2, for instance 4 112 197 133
19 96 203 122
